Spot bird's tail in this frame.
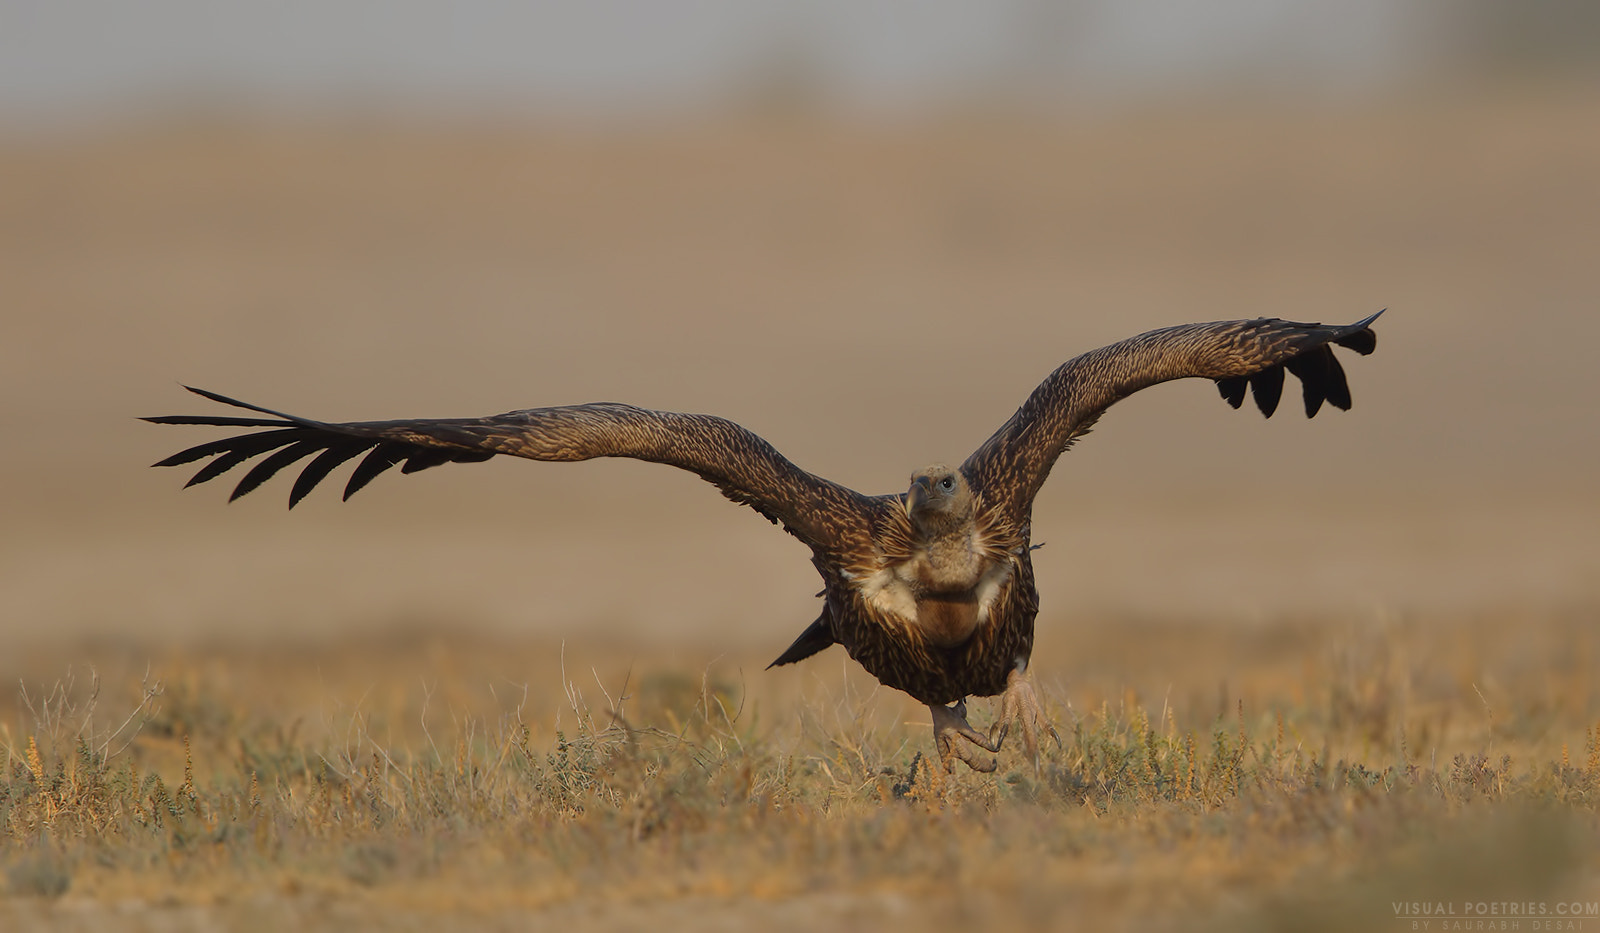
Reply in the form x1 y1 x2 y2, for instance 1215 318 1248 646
766 611 836 669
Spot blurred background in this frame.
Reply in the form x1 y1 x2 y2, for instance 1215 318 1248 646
2 1 1597 656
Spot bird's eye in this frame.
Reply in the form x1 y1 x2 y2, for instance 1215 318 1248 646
940 477 954 490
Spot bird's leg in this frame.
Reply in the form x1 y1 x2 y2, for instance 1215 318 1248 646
930 699 1000 773
987 666 1060 772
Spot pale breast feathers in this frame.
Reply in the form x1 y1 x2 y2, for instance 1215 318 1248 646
855 507 1018 642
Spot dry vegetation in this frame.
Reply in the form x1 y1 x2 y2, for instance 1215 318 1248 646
4 610 1598 931
4 85 1599 929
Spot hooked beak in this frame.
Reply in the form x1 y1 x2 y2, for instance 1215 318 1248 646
907 477 930 513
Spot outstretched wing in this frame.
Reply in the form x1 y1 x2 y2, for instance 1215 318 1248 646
145 387 879 554
961 312 1382 521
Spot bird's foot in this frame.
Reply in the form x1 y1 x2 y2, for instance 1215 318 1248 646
988 667 1060 773
930 699 999 773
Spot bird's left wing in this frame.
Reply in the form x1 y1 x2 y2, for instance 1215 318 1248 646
145 387 878 555
960 313 1382 522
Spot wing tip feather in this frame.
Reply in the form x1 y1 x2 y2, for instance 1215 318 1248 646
1216 376 1248 409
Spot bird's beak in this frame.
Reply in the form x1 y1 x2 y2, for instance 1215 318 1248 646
907 478 929 513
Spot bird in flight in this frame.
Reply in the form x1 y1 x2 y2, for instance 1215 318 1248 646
147 313 1381 773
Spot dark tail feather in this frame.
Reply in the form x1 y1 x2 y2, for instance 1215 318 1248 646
766 613 835 669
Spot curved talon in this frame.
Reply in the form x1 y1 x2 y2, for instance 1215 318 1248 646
951 700 1003 753
930 700 999 773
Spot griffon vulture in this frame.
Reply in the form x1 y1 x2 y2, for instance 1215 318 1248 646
147 313 1381 772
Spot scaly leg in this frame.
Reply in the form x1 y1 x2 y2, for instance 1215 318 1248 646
929 699 999 773
987 666 1060 772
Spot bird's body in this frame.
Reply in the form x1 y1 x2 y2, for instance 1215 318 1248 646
148 313 1381 772
781 468 1034 707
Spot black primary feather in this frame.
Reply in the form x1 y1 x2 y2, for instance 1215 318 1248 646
1322 350 1351 410
1285 348 1330 417
1250 364 1284 417
143 415 295 428
289 441 372 508
344 445 408 501
291 443 376 508
184 447 263 489
153 427 306 468
1217 376 1248 409
229 440 324 502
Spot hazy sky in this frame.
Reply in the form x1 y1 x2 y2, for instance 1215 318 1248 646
1 1 1436 125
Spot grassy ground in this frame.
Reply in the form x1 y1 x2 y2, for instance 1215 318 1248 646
4 87 1599 929
3 610 1598 931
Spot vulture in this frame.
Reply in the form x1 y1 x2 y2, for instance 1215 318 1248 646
146 313 1381 772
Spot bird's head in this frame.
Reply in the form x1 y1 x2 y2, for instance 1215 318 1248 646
906 464 973 534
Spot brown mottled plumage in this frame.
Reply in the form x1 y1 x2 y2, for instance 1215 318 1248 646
145 313 1382 772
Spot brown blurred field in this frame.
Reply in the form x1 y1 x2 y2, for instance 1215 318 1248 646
3 84 1600 929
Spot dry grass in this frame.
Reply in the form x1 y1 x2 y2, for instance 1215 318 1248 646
4 86 1599 929
3 611 1598 931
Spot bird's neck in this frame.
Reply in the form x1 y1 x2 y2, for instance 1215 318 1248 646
911 524 987 593
909 502 970 540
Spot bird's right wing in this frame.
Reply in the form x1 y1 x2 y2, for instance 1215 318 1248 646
146 387 881 556
961 313 1382 522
